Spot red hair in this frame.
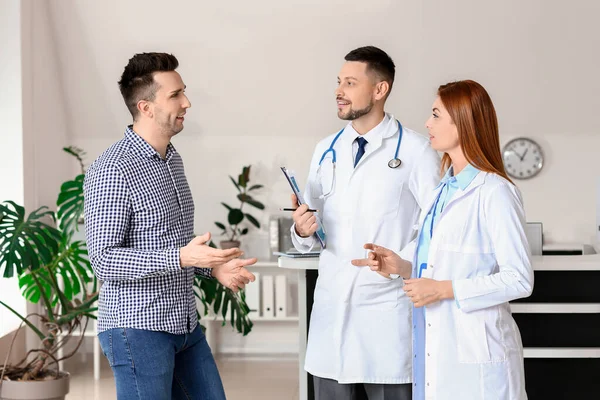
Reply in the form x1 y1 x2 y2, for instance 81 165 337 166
437 80 513 184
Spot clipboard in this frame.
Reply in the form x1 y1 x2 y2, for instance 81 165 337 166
280 167 327 249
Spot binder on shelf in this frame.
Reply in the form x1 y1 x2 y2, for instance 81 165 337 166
261 275 274 318
244 272 260 318
269 218 279 261
275 275 288 317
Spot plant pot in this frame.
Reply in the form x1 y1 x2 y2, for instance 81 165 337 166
219 240 241 250
0 372 69 400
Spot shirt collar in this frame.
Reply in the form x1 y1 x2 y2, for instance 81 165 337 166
438 163 480 190
125 125 176 161
344 113 391 144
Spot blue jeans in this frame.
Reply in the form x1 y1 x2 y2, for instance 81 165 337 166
98 325 226 400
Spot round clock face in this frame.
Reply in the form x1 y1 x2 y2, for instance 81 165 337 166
502 138 544 180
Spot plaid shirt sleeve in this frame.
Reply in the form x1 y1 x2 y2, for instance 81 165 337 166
84 164 183 281
194 267 213 278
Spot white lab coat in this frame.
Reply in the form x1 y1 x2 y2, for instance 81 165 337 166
405 171 534 399
292 114 441 383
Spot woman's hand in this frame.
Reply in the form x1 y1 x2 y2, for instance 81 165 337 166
351 243 412 279
403 278 454 307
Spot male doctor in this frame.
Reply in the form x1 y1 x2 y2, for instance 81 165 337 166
291 46 440 399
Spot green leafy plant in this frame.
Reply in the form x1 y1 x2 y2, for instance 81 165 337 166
192 240 253 335
215 165 264 242
0 150 257 384
0 147 96 382
56 146 86 235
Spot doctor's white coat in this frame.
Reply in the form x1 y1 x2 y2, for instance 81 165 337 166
406 171 534 399
292 114 440 383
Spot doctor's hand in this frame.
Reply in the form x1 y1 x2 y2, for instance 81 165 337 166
291 194 318 238
212 257 257 293
180 232 243 268
351 244 412 279
403 278 454 308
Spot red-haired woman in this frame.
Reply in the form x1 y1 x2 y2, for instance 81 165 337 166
353 80 534 399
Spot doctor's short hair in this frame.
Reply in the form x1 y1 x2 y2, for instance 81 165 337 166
118 52 180 120
345 46 395 93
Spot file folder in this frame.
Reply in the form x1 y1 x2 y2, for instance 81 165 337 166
275 275 288 317
261 275 274 318
244 272 260 318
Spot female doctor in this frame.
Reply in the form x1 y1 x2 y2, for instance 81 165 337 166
352 80 534 399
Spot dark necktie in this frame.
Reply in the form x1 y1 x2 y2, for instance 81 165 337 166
354 137 368 167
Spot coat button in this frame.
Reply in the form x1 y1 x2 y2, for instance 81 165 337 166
427 353 430 356
427 383 430 386
428 323 431 327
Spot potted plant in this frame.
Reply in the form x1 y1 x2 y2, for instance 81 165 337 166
0 147 95 400
0 151 258 400
214 165 264 250
58 151 256 336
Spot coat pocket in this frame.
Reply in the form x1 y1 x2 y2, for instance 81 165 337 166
352 268 401 309
455 309 492 363
362 180 403 217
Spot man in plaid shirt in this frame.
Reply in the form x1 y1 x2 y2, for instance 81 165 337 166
84 52 255 400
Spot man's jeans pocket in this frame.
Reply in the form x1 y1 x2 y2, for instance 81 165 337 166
98 328 133 368
98 330 114 366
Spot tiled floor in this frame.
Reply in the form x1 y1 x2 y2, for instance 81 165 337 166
65 355 299 400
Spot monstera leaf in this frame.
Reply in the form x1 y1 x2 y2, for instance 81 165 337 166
56 174 85 238
0 201 62 278
18 239 94 307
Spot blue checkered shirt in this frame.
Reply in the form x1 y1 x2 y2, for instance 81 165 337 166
84 126 211 334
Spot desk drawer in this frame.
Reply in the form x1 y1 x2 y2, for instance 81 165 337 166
514 313 600 347
512 271 600 303
525 358 600 399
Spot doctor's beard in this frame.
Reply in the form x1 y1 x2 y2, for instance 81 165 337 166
338 101 374 121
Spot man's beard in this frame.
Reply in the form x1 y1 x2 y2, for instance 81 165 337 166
156 110 183 136
338 101 374 121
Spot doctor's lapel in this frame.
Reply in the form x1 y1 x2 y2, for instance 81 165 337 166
415 172 487 240
335 129 356 188
439 171 487 216
417 183 445 228
348 119 396 175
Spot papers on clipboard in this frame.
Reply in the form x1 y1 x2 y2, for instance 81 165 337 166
273 251 321 258
280 167 327 249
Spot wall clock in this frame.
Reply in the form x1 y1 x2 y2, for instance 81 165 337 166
502 137 544 180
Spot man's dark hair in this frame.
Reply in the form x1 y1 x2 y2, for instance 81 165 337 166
345 46 395 94
118 52 179 120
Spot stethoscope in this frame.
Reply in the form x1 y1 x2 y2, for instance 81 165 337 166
318 120 404 168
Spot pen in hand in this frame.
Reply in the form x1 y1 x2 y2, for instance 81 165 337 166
280 208 318 212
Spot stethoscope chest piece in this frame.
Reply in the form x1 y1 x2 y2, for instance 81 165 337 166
388 158 402 169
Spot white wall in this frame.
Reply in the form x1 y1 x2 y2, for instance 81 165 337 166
22 0 72 210
17 0 599 353
0 0 27 338
0 0 72 351
39 0 600 246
